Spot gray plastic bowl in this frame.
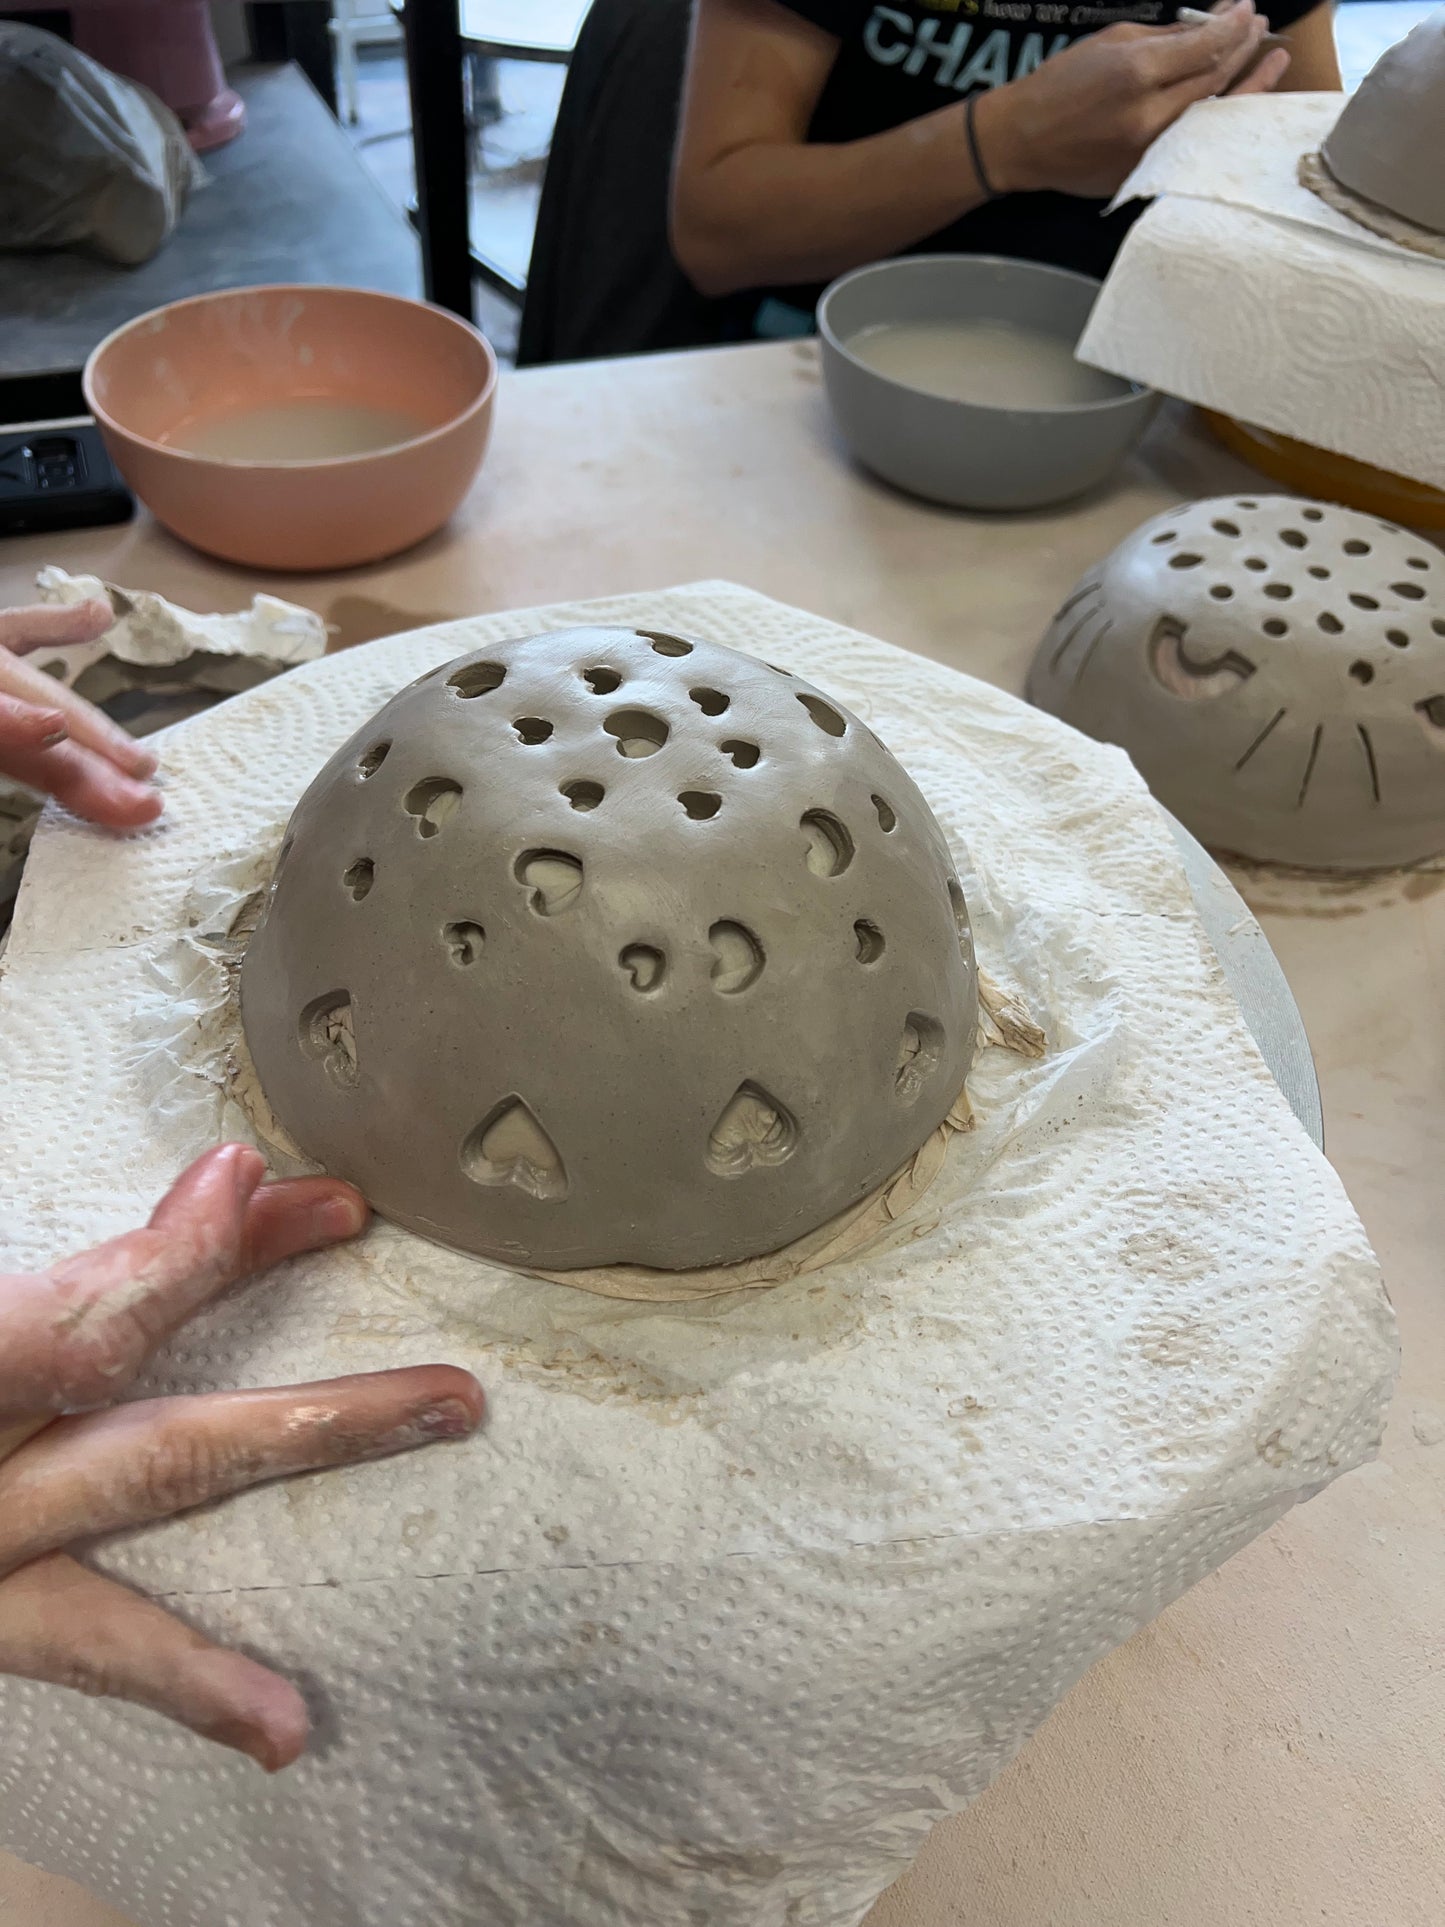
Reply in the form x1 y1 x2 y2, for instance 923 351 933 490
817 255 1159 512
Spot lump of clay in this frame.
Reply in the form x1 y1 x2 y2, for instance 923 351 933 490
241 626 978 1270
1319 10 1445 236
1026 496 1445 871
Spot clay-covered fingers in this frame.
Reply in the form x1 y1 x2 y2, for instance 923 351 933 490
0 1551 311 1770
0 600 159 783
0 729 164 830
0 1145 370 1425
0 1367 484 1577
0 597 115 656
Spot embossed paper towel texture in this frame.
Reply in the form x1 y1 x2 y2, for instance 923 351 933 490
1077 94 1445 490
0 586 1396 1927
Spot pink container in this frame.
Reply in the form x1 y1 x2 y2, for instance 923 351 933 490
85 285 499 572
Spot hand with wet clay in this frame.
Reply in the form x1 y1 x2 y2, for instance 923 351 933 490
0 599 164 827
0 1144 484 1768
975 0 1290 200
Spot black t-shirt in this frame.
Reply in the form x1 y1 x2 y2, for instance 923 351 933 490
753 0 1318 333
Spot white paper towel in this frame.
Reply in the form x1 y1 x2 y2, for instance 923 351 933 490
0 584 1396 1927
1078 94 1445 491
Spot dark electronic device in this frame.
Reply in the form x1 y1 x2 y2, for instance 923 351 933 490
0 371 134 537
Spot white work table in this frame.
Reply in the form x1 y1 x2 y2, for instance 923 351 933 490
1 340 1440 1927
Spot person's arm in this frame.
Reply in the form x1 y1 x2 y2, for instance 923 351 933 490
672 0 1279 299
1273 1 1342 89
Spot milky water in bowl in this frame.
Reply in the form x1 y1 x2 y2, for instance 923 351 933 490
164 398 431 462
847 319 1128 410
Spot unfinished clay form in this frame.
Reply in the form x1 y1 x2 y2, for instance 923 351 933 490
240 626 978 1270
1026 497 1445 871
1319 9 1445 236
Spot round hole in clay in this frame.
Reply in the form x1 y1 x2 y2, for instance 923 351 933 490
444 920 486 966
1433 620 1445 638
1210 584 1234 601
1167 552 1203 570
678 790 722 820
689 687 729 717
1388 629 1410 648
1244 557 1268 572
343 858 375 901
1318 613 1344 635
1407 556 1431 571
709 920 764 994
1264 583 1293 601
603 708 669 757
448 661 506 699
618 944 665 992
800 809 854 877
796 691 847 737
854 919 885 964
403 777 462 837
513 717 554 745
561 779 604 811
640 630 693 658
721 738 760 769
1349 660 1375 685
1211 519 1241 538
1343 539 1371 557
1308 566 1331 581
357 741 391 780
1300 507 1324 522
1393 582 1427 601
583 667 621 695
1349 593 1381 611
514 849 583 916
1235 498 1259 510
1262 618 1289 638
1280 530 1308 549
872 794 897 833
1151 530 1178 545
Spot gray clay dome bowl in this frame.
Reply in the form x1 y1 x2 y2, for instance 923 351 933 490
240 626 979 1271
1321 9 1445 235
1027 495 1445 871
817 254 1159 513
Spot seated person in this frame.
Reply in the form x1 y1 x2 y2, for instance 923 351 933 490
671 0 1340 339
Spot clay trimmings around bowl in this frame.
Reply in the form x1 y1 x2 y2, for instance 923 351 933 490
1026 497 1445 872
240 627 979 1270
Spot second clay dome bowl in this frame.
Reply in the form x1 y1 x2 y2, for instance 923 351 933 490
240 626 979 1271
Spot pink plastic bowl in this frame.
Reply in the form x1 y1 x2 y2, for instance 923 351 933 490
84 284 498 571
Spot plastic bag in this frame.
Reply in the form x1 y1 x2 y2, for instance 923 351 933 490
0 23 203 265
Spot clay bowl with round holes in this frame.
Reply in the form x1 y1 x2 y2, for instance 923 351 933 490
818 255 1158 512
83 285 497 571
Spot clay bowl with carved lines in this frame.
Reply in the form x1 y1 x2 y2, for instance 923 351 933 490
1026 496 1445 871
240 627 979 1271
